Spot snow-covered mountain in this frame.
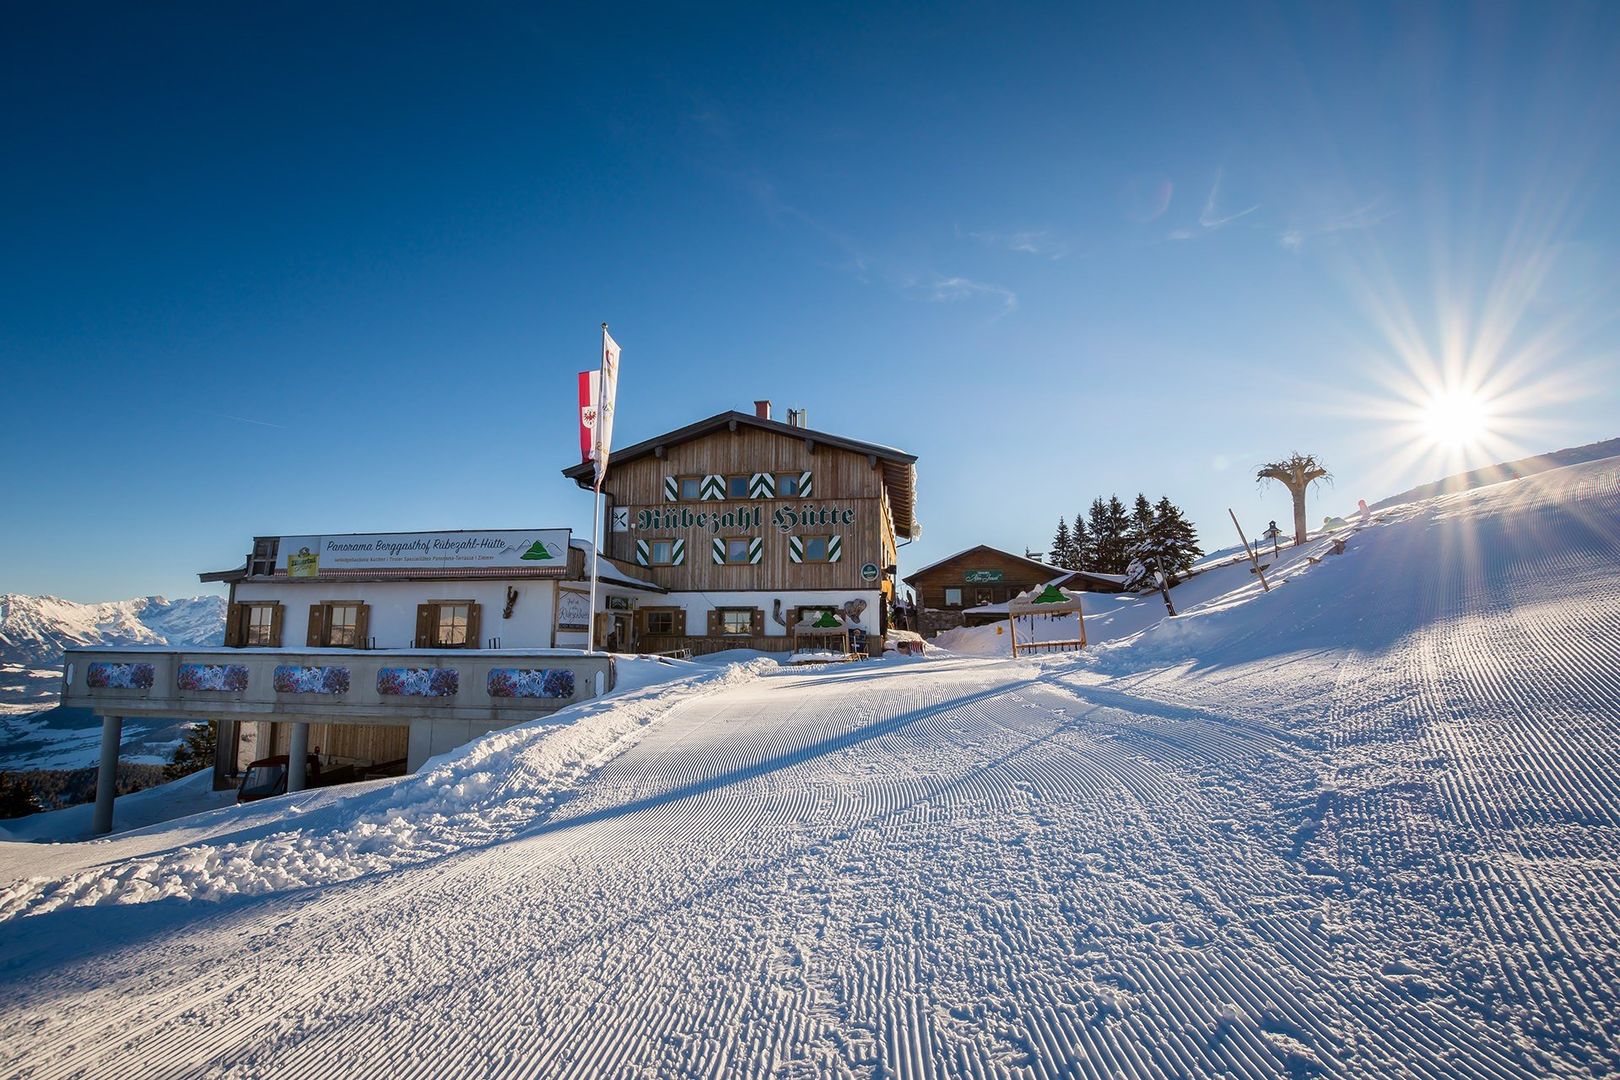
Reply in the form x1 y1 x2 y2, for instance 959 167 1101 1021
0 593 226 671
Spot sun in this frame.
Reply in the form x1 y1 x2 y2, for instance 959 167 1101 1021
1420 389 1492 450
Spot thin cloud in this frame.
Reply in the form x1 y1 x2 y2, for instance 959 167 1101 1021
1281 201 1393 251
966 227 1069 259
222 414 287 429
1199 168 1260 229
917 275 1018 313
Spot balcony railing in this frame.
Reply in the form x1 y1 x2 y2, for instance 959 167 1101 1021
60 647 617 723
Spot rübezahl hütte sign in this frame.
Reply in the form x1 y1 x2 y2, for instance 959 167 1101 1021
277 530 570 577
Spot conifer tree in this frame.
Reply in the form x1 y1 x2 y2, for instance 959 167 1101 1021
1124 496 1204 592
163 720 218 782
1051 517 1074 568
0 773 43 819
1071 514 1094 572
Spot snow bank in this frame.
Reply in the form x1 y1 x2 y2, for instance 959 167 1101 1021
0 655 775 920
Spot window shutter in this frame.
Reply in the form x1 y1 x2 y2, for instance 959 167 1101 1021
828 534 843 563
700 474 725 500
415 604 434 648
225 603 244 647
707 609 720 635
798 470 814 497
748 472 775 499
664 476 679 502
635 538 650 566
466 604 483 649
674 609 687 635
354 604 371 649
306 605 324 648
671 538 686 565
712 538 726 564
751 608 765 636
748 537 763 564
788 536 803 563
268 603 285 648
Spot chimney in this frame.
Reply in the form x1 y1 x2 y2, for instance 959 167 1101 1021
754 399 772 420
787 408 808 428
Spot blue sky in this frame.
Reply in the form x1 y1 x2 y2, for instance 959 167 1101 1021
3 2 1617 603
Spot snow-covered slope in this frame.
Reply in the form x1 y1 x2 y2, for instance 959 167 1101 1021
2 458 1619 1078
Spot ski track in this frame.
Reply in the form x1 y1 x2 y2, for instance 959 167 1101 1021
3 461 1620 1078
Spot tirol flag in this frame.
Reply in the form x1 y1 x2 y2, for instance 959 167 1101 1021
577 369 599 464
594 327 621 486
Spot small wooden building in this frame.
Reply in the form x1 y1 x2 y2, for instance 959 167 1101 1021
905 545 1125 635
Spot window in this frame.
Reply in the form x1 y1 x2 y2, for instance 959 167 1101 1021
776 473 800 498
720 609 753 635
249 538 279 577
650 539 676 565
975 589 993 607
800 534 831 562
727 475 750 499
679 476 701 500
646 610 675 634
245 604 279 645
417 601 481 649
944 588 963 607
437 603 471 646
308 602 365 647
725 537 751 564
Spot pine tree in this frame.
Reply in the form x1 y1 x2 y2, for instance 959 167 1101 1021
1097 495 1132 574
0 773 43 819
1051 518 1074 568
1124 496 1204 593
163 720 218 782
1071 514 1094 572
1086 498 1110 570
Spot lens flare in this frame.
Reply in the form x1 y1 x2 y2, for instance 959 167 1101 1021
1420 389 1492 450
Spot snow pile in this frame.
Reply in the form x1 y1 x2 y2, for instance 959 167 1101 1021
0 655 774 919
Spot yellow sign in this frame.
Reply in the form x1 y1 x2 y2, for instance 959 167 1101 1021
286 547 320 578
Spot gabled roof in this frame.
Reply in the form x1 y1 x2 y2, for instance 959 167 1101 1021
904 544 1070 584
562 410 920 538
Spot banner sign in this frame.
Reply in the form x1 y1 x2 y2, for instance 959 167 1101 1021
964 570 1003 582
577 370 599 464
594 329 620 485
277 530 570 578
633 504 856 535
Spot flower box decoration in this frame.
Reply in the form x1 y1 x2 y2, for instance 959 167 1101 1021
377 667 459 698
87 662 155 690
273 665 351 695
177 663 250 692
487 668 575 699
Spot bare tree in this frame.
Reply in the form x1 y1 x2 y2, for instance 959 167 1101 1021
1257 453 1331 545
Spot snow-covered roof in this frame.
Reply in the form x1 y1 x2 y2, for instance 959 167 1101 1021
569 540 665 592
904 545 1073 583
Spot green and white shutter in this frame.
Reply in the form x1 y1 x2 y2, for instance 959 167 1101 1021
748 472 775 499
699 474 726 501
634 538 651 566
797 470 814 497
827 534 842 562
711 538 727 564
636 537 685 566
670 538 686 565
663 476 679 502
788 535 804 564
748 537 763 564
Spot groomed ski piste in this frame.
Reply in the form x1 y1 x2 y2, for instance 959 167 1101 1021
3 457 1619 1079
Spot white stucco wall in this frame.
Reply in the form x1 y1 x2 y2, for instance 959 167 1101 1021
234 579 561 649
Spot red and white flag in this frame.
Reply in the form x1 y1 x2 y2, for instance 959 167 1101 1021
578 327 622 489
577 369 599 464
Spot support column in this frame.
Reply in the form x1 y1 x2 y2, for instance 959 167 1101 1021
92 714 123 836
287 721 310 792
212 719 236 791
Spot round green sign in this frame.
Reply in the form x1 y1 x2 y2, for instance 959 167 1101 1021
860 562 880 582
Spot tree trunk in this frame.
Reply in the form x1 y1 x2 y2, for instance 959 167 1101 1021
1291 488 1309 545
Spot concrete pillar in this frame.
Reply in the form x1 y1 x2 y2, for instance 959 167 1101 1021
212 719 236 792
287 721 310 792
92 715 123 836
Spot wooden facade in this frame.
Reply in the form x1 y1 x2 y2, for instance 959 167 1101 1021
906 546 1068 611
598 427 900 593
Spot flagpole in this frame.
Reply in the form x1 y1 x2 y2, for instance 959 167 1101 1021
587 323 607 654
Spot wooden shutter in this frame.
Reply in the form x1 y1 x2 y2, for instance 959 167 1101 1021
706 609 721 636
353 604 370 650
415 604 434 648
465 604 483 650
751 608 764 637
225 603 244 647
268 603 285 648
306 604 324 647
674 609 687 635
